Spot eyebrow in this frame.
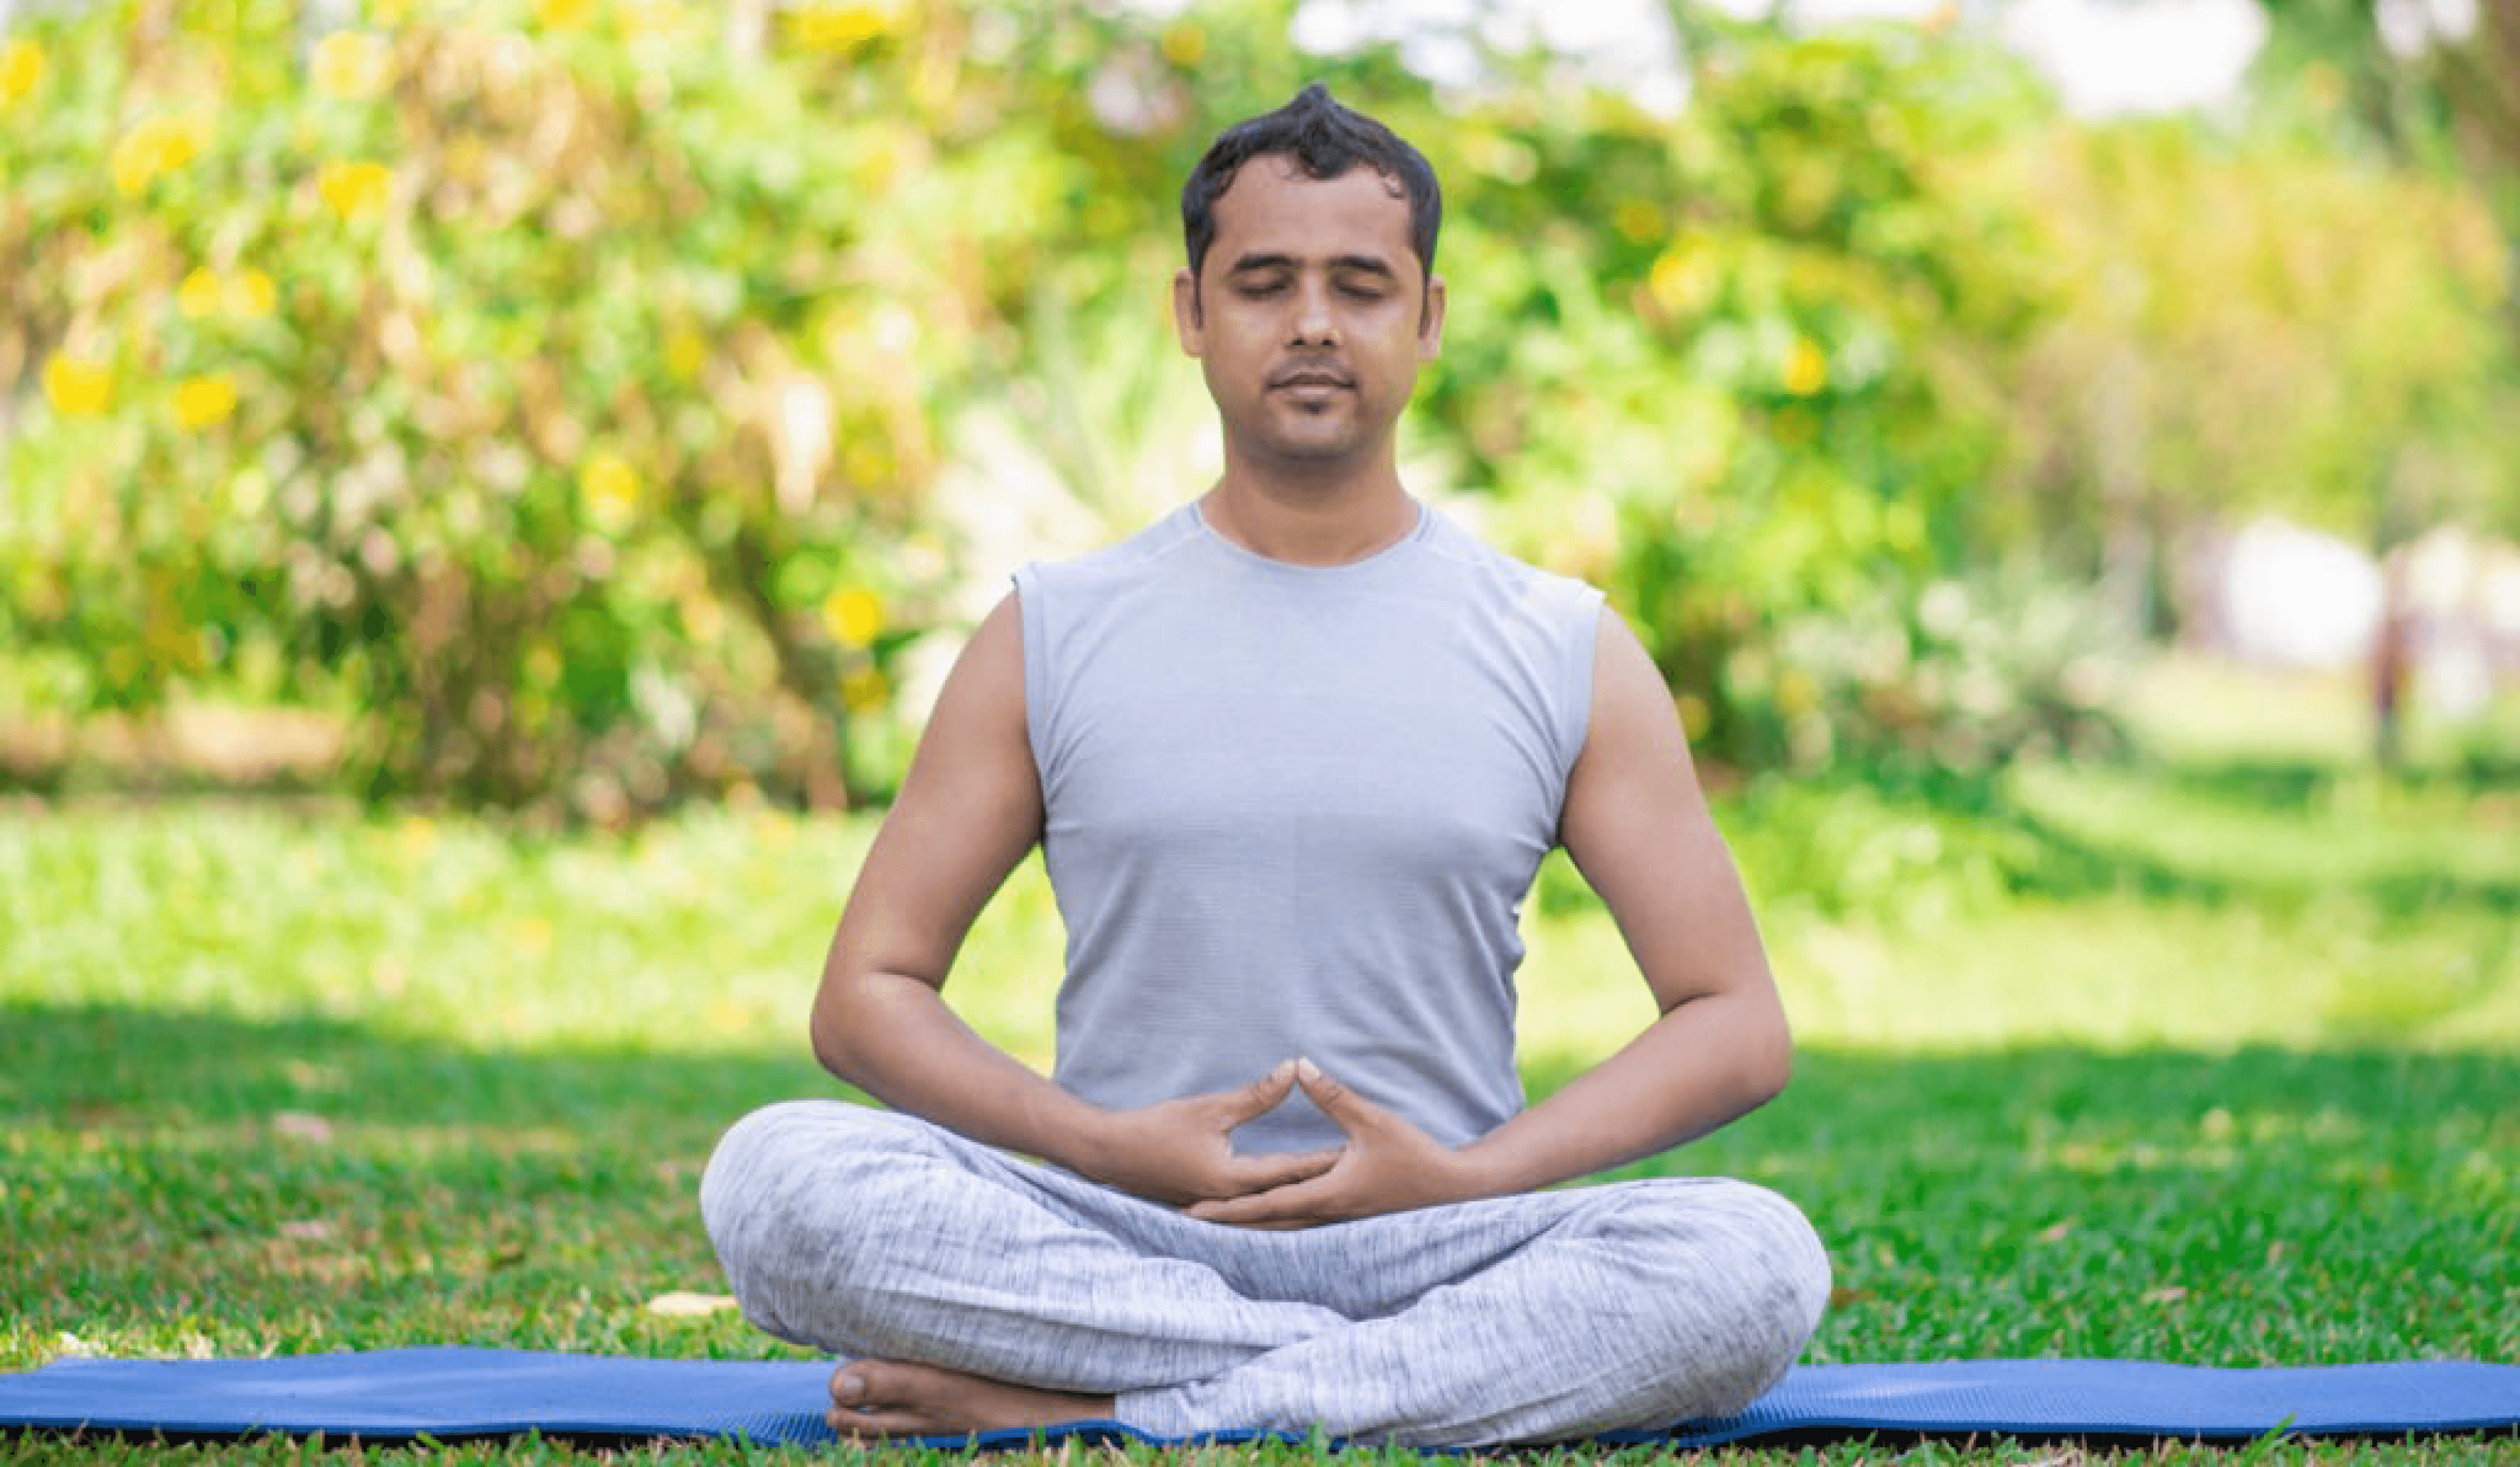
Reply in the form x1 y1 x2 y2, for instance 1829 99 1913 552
1225 252 1400 279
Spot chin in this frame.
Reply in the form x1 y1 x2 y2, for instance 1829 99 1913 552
1264 421 1363 456
1263 443 1364 471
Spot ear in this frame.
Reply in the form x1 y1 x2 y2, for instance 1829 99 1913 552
1173 266 1206 357
1416 273 1446 361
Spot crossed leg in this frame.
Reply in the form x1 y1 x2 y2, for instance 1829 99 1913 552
700 1100 1830 1447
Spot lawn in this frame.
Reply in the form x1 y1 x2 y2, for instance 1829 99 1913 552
2 659 2514 1463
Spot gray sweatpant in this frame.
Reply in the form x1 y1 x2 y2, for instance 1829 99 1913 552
700 1100 1831 1447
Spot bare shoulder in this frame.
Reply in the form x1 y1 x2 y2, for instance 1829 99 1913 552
929 591 1028 744
891 589 1037 848
1566 608 1704 806
824 591 1041 988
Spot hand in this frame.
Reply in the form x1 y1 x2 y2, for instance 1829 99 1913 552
1186 1059 1483 1228
1078 1060 1341 1207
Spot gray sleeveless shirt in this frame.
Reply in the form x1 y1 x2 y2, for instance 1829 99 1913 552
1013 501 1603 1154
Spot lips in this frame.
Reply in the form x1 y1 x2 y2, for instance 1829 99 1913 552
1270 366 1352 390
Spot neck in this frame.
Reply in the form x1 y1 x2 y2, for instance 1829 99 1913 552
1203 434 1419 566
1201 470 1417 568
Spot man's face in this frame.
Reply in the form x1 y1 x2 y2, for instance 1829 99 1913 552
1173 159 1444 476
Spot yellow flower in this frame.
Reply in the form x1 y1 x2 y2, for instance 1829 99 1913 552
821 587 883 648
1160 22 1205 65
795 1 895 51
178 267 225 318
1774 668 1820 717
664 329 706 379
841 665 891 714
1614 199 1663 245
369 0 417 24
319 159 394 218
42 354 112 417
312 30 390 99
579 451 640 522
112 113 209 196
0 39 43 107
1647 246 1710 316
229 269 278 319
179 267 280 321
1782 338 1829 396
537 0 594 31
174 373 240 430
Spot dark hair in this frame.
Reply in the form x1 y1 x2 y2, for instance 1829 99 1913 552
1181 83 1441 287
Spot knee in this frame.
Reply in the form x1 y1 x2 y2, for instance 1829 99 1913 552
698 1100 921 1271
698 1101 938 1347
1615 1179 1832 1418
1709 1182 1831 1374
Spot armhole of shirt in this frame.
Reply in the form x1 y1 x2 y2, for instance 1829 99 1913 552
1009 564 1053 783
1552 584 1607 784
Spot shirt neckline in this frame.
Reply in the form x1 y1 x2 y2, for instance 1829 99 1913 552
1185 498 1433 576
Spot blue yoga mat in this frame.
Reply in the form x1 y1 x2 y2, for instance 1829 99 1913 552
2 1350 2515 1448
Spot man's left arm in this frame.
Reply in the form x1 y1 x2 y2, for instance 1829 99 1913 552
1188 609 1788 1226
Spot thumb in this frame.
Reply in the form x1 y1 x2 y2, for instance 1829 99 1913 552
1293 1057 1379 1132
1218 1060 1300 1124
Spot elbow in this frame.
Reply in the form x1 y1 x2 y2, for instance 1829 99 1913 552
1740 1001 1794 1111
807 1004 848 1080
807 978 871 1087
1752 1039 1792 1109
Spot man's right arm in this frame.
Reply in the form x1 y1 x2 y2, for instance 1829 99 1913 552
808 591 1336 1206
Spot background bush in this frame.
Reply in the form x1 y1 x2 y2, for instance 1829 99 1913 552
3 0 2514 816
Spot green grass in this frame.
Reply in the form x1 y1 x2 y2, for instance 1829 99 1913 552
3 659 2515 1462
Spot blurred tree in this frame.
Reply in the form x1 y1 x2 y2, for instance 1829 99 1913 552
0 0 1002 816
5 0 2513 807
1993 114 2516 585
1986 0 2520 772
2252 0 2520 394
2256 0 2519 186
1421 24 2098 774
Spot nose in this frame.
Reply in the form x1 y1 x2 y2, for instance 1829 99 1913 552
1291 278 1337 346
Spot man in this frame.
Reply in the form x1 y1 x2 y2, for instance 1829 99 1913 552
700 83 1829 1447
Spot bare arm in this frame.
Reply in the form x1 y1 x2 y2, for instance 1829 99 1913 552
811 592 1335 1204
1190 609 1788 1226
1453 608 1791 1191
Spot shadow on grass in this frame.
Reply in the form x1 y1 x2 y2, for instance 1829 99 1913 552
2125 754 2513 811
9 999 2515 1372
2 1001 841 1366
1901 754 2520 915
1997 809 2520 914
1540 1042 2519 1367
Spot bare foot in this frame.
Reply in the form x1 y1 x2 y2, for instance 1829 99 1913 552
826 1359 1114 1439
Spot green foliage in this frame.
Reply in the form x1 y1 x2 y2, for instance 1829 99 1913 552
5 1 2517 809
1440 31 2072 772
1992 108 2519 556
1 0 975 817
1723 562 2133 777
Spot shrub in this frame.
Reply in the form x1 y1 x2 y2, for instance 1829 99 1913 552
1 0 967 817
